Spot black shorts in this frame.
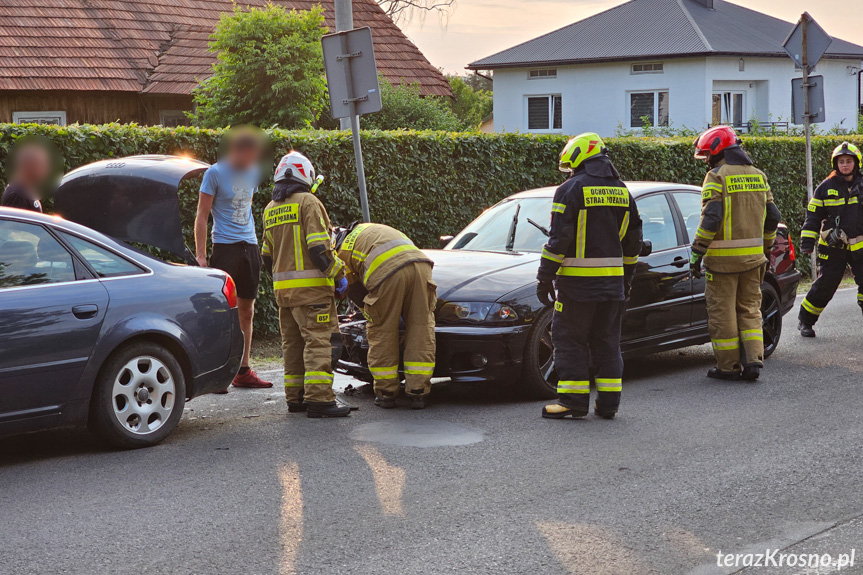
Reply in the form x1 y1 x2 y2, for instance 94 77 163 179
210 242 262 300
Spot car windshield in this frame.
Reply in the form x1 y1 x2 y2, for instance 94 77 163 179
447 197 551 253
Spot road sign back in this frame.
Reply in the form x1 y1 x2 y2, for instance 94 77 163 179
783 13 832 70
791 75 825 124
322 27 383 120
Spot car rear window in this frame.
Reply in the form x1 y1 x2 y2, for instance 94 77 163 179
61 233 146 278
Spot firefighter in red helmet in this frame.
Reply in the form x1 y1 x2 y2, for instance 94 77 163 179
690 126 781 381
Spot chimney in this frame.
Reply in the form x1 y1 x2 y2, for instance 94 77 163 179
692 0 714 8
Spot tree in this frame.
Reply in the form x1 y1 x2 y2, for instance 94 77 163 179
190 5 327 129
377 0 456 23
446 75 492 129
361 79 465 131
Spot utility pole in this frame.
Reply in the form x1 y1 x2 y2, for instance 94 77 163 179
800 13 817 273
334 0 353 132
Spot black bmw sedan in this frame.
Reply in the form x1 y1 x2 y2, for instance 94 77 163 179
0 157 243 447
338 183 800 398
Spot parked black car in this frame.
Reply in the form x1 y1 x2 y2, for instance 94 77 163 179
0 156 243 447
338 183 800 398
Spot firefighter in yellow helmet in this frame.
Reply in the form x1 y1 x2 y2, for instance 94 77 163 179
334 223 436 409
537 133 642 420
261 151 350 418
690 126 781 381
798 142 863 337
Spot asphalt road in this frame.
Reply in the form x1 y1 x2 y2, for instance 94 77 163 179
3 289 863 575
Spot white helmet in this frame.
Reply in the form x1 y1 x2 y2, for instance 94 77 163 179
274 151 316 188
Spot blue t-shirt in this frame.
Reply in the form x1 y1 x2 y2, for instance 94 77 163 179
200 161 261 245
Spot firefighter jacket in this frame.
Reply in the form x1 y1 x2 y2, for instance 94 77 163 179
800 173 863 253
261 189 344 307
537 155 643 302
336 223 433 292
692 149 781 274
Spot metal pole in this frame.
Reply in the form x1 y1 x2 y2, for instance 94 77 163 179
351 113 371 222
801 13 817 273
334 0 353 132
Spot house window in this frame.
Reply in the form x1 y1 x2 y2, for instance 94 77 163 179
712 92 745 126
528 68 557 80
631 62 664 74
12 111 67 126
159 110 190 127
527 95 562 131
629 91 668 128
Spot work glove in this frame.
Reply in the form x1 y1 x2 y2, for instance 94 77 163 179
536 280 556 307
689 251 705 280
800 238 814 255
335 277 348 297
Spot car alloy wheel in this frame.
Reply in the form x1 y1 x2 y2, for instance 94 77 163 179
520 308 559 399
111 356 176 435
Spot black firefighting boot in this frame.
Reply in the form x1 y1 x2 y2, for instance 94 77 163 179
542 396 589 419
406 390 427 410
287 390 306 413
741 364 762 381
707 368 741 381
798 321 816 338
306 401 351 418
374 391 397 409
594 391 620 419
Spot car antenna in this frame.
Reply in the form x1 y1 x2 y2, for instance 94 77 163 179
505 203 521 252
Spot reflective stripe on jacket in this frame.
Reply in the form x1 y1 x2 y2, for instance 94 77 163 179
337 223 432 291
262 192 342 307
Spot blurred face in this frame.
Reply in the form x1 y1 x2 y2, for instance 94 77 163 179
837 155 856 177
227 137 263 171
12 144 50 189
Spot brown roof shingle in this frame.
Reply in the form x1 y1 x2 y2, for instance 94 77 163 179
0 0 452 97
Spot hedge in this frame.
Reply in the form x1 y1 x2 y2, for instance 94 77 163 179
1 123 859 334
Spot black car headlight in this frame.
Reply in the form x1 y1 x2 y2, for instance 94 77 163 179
437 302 518 324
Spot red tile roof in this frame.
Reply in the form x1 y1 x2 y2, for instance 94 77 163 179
0 1 451 97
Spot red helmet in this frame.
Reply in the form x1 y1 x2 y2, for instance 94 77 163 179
694 126 741 161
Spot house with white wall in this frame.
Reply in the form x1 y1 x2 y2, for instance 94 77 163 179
467 0 863 136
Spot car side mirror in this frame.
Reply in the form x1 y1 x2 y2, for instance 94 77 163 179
640 240 653 257
439 235 454 249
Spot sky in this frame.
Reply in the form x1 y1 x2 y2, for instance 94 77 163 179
397 0 863 74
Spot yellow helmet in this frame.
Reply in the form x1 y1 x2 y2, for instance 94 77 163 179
558 132 605 173
831 142 862 170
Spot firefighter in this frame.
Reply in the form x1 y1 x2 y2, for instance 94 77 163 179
333 223 436 409
798 142 863 337
261 151 350 418
689 126 781 381
536 133 642 420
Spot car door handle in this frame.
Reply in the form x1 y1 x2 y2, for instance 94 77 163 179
72 304 99 320
671 256 687 268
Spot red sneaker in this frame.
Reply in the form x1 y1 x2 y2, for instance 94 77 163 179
232 369 273 389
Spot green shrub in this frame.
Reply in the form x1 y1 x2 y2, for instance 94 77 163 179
2 123 857 333
361 79 465 131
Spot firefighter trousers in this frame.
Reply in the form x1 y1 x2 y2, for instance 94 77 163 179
279 300 338 405
799 246 863 325
704 265 765 372
364 262 436 398
552 296 625 414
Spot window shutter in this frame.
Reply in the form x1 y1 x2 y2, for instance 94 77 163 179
552 96 562 130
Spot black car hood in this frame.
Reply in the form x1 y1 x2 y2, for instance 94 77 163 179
426 249 539 301
55 155 209 264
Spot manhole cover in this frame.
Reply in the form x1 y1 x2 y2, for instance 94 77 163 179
350 420 483 448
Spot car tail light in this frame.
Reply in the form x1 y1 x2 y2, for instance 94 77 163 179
223 274 238 308
788 238 796 262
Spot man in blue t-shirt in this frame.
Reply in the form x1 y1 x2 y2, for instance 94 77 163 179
195 130 272 389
